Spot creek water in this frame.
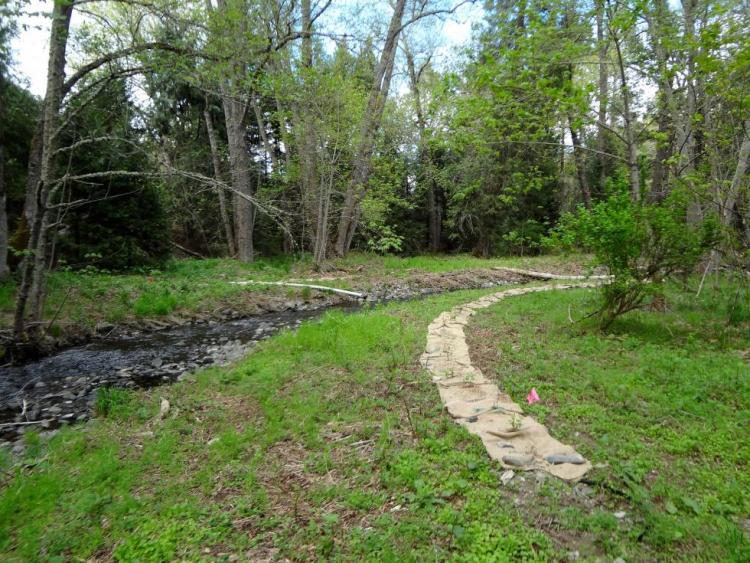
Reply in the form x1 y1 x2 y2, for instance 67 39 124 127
0 306 352 442
0 272 525 444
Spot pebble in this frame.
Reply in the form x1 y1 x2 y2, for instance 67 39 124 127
545 453 585 465
502 454 534 467
614 511 627 519
535 471 547 488
574 483 594 498
501 469 515 485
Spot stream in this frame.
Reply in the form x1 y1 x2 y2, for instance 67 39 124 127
0 271 527 447
0 305 354 445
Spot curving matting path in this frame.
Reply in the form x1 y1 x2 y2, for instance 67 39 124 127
420 270 609 482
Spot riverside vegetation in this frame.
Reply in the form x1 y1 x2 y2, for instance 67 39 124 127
1 256 749 560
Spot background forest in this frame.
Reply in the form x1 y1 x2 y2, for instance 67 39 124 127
0 0 749 337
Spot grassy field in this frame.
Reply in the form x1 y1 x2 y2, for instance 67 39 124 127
1 257 747 560
1 286 555 561
0 253 583 332
467 283 750 560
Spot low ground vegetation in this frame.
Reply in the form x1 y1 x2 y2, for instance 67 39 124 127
1 262 747 560
0 253 582 332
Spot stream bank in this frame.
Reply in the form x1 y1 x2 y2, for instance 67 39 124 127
0 267 529 446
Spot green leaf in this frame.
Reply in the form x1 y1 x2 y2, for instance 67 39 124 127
681 496 702 515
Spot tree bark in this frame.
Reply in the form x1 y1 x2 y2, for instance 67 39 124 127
568 116 591 208
722 118 750 227
334 0 407 256
0 144 8 280
611 23 640 202
595 0 608 193
14 0 74 337
203 101 236 256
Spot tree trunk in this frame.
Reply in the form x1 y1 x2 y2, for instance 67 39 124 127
596 0 608 193
569 115 591 208
0 144 8 280
222 96 254 262
611 26 640 202
334 0 407 256
405 45 442 252
426 178 441 252
208 0 254 262
203 103 236 256
722 118 750 227
22 118 44 228
681 0 703 224
647 0 674 203
299 0 328 266
14 0 74 338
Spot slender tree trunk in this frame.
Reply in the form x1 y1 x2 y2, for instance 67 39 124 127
299 0 328 266
222 96 254 262
681 0 704 224
611 27 640 202
22 119 44 228
426 178 441 252
647 0 674 203
596 0 608 193
203 102 236 256
334 0 407 256
0 144 8 280
722 118 750 227
14 0 74 337
275 96 296 254
568 116 591 207
405 45 442 252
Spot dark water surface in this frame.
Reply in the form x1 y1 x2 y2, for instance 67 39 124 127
0 307 346 441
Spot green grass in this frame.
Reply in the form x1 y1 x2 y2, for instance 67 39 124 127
467 282 750 560
1 273 747 559
0 255 305 330
0 287 556 561
0 252 587 332
325 252 586 277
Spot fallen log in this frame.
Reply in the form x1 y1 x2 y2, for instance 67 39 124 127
492 266 611 281
230 280 364 299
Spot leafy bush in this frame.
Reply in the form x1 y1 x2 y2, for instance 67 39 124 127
366 224 404 254
133 288 178 317
548 182 718 328
94 387 134 418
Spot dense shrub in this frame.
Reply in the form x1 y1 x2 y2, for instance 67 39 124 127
548 180 718 328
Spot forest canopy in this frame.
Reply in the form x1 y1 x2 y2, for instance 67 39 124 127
1 0 749 337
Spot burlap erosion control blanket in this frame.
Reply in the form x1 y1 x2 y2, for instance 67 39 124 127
420 274 608 482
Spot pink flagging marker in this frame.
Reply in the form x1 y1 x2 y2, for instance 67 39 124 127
526 387 540 405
